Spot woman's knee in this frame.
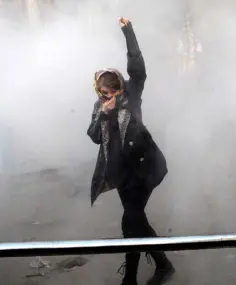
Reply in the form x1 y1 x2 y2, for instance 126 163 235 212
122 210 145 237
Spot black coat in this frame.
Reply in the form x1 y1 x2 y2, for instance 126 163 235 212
87 23 168 205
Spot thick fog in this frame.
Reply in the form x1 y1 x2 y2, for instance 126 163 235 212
1 0 236 284
0 0 236 223
0 0 236 229
0 0 198 174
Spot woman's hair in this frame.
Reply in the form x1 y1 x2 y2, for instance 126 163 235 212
96 71 121 91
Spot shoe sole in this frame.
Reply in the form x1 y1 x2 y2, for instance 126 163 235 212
161 267 175 284
147 267 176 285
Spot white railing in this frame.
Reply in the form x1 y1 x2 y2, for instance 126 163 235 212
0 234 236 258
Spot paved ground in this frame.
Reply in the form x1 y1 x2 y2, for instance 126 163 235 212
0 167 235 285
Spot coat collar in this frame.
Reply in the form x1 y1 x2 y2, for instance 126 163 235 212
100 107 131 162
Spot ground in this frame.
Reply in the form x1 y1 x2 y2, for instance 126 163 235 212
0 167 235 285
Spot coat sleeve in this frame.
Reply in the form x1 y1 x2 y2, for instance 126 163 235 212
87 102 109 144
121 22 147 94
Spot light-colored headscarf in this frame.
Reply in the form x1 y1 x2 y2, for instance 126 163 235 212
93 68 124 97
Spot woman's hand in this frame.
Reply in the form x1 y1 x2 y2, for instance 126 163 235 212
118 17 130 28
101 97 116 113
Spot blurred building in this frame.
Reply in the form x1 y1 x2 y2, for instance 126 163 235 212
19 0 57 25
177 11 203 75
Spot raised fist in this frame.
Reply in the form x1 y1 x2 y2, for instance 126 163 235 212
118 17 130 28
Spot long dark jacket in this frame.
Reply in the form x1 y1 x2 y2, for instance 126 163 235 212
87 22 168 205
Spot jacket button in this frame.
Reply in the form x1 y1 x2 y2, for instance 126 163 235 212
129 141 134 146
140 157 144 162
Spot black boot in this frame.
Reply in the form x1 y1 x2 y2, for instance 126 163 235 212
146 252 175 285
118 253 140 285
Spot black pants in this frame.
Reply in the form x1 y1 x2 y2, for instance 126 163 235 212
118 177 156 239
117 176 170 279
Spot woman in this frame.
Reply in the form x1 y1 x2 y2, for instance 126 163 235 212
87 17 175 285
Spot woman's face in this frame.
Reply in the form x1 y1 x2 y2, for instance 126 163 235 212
99 86 120 101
